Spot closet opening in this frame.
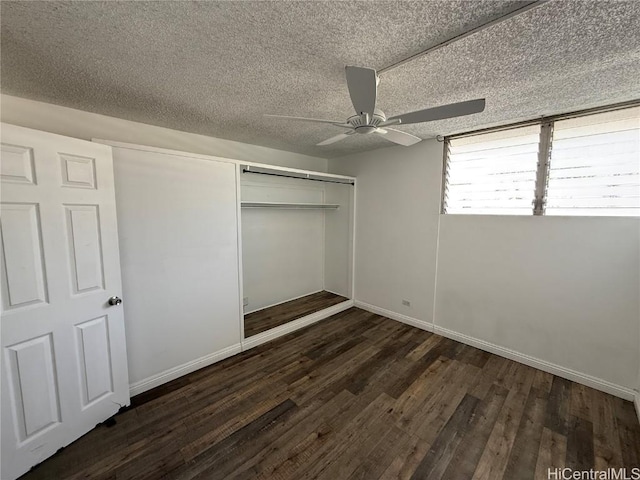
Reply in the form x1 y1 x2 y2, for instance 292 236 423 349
239 165 355 339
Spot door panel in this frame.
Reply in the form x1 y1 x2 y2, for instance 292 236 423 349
75 316 113 407
60 154 96 189
0 203 48 309
0 144 36 184
5 334 61 441
64 204 105 293
1 124 129 480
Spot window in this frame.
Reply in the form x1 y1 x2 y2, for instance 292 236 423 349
443 105 640 216
444 125 540 215
546 108 640 216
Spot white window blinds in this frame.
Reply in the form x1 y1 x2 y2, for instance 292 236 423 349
545 107 640 217
444 125 540 215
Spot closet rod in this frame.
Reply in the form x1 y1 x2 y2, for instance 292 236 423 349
242 169 354 185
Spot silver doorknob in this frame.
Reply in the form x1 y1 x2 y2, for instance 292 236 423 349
108 296 123 306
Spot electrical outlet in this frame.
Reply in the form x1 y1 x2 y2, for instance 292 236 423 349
402 299 411 307
243 297 249 306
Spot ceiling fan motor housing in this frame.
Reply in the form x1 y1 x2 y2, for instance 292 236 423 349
348 109 386 134
266 66 485 145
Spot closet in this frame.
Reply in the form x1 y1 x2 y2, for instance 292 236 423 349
100 141 355 394
239 164 355 342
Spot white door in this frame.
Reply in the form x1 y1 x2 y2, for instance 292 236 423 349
0 124 130 480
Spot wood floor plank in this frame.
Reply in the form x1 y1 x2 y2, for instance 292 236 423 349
263 389 393 480
385 336 453 399
405 333 439 362
180 380 292 462
468 353 511 400
341 331 419 395
21 307 640 480
502 387 549 480
392 357 464 435
409 394 481 480
244 290 348 337
174 399 298 480
346 425 411 480
591 390 624 469
613 397 640 469
471 366 535 480
441 383 509 480
534 427 567 480
569 383 593 421
378 435 431 480
545 375 573 436
114 431 185 480
390 356 454 427
410 363 482 443
565 415 595 471
288 344 386 405
308 394 397 480
457 344 492 369
532 369 554 395
228 389 357 480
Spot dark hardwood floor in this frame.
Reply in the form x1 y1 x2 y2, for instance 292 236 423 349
23 307 640 480
244 290 348 337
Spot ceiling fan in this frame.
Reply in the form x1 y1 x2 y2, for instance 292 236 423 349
266 66 486 146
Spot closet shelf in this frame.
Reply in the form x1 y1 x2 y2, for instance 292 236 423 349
241 201 339 209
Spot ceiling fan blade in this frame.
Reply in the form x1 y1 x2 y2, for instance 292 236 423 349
375 127 422 146
345 66 377 117
265 114 348 127
317 131 354 146
385 98 486 125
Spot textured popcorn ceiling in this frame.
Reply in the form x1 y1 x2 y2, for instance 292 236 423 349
1 1 639 158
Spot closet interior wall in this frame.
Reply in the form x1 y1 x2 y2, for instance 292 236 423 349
240 171 353 330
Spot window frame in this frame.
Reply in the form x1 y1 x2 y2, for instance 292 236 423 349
441 100 640 216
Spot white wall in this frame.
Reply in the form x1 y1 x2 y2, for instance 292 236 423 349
330 140 443 324
241 174 325 312
0 94 328 171
324 182 354 298
436 215 640 391
112 146 242 392
330 139 640 397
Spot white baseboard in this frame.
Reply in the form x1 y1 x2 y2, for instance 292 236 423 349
129 343 242 397
242 299 354 350
355 300 434 333
354 301 636 401
635 392 640 423
433 324 635 401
